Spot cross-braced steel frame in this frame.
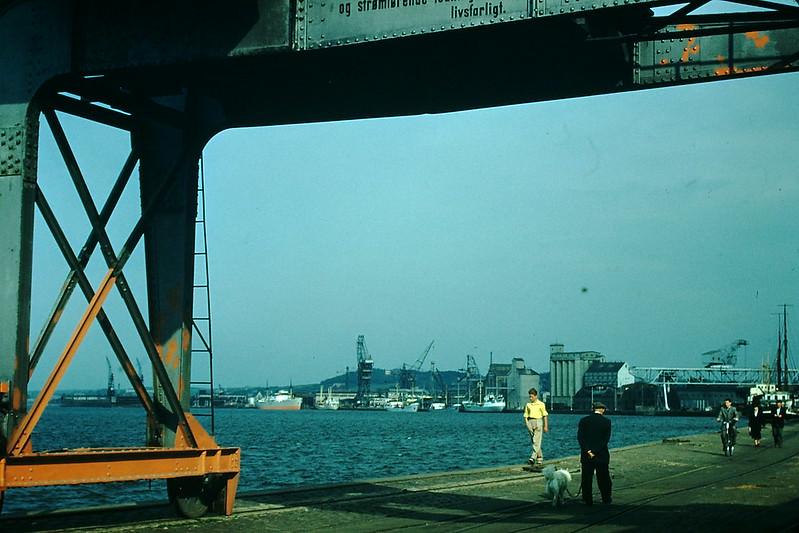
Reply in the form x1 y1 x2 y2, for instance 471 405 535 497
0 0 797 520
0 88 239 517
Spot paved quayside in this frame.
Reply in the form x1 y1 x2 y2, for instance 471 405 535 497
3 422 798 532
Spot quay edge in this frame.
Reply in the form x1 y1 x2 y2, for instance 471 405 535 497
2 423 797 532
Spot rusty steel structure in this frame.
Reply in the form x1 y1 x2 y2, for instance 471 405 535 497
1 0 797 518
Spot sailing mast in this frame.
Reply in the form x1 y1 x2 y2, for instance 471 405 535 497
777 304 791 389
783 305 790 388
776 316 783 389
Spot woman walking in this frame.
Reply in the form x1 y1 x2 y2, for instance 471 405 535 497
748 405 764 446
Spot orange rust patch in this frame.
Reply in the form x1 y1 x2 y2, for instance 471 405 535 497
660 58 670 65
164 338 179 368
746 31 769 48
715 56 731 76
715 54 769 76
681 38 699 63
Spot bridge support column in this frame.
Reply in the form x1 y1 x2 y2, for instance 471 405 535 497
134 101 201 448
0 106 37 456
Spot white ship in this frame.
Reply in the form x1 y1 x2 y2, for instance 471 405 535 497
385 400 420 412
253 390 303 410
460 395 506 413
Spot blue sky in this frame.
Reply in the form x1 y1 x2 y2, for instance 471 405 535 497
30 69 798 391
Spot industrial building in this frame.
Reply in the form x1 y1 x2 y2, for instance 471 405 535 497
484 358 540 411
548 344 605 409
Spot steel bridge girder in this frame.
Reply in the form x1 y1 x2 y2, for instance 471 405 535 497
635 22 799 86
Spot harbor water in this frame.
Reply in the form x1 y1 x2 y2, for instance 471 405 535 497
2 407 719 515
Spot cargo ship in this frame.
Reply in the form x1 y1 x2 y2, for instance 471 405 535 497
60 359 139 407
59 388 139 407
253 389 303 410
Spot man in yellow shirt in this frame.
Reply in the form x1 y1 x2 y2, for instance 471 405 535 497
523 388 549 467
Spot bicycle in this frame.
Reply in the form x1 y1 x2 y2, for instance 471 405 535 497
720 421 736 456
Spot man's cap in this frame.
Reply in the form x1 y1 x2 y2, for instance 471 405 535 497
592 401 607 410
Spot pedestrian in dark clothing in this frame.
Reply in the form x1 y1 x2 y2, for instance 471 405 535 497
748 405 763 446
772 400 786 448
577 401 612 505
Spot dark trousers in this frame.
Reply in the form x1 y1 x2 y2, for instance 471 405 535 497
581 459 612 503
773 426 784 447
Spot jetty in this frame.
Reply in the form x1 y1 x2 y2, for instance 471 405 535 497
3 423 797 532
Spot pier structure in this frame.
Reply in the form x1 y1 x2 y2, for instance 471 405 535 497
1 0 798 518
632 366 799 410
632 367 799 386
3 424 798 532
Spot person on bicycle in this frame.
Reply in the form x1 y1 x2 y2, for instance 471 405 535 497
717 398 739 456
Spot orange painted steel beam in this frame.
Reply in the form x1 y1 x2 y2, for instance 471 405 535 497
0 446 241 515
1 413 241 515
6 268 118 456
1 447 240 487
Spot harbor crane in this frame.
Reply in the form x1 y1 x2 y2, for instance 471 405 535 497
430 362 448 400
455 354 483 402
703 339 748 368
105 356 116 399
354 335 374 407
399 340 435 390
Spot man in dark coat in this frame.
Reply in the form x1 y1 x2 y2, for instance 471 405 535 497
772 400 786 448
577 401 612 505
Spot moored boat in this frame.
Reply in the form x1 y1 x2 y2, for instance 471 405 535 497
317 386 340 410
254 389 303 410
386 400 420 412
461 395 506 413
320 397 340 410
749 305 798 419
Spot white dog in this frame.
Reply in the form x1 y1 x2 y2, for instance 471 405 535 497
542 465 572 507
